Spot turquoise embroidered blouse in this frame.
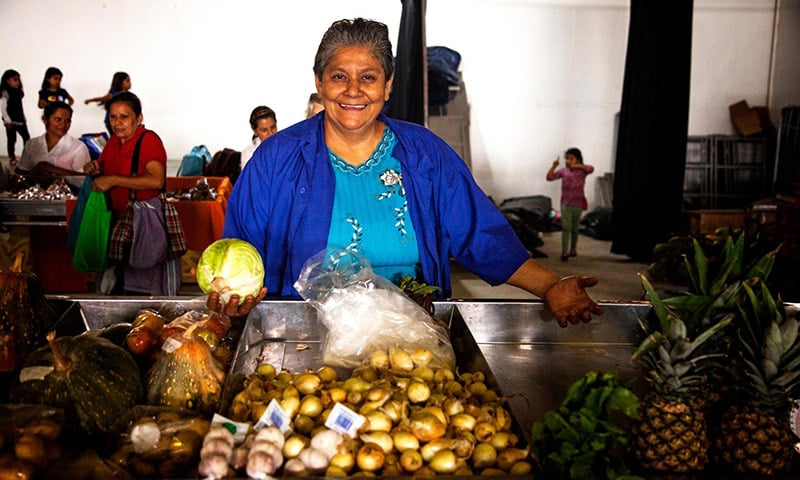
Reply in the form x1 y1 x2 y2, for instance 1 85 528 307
326 126 420 284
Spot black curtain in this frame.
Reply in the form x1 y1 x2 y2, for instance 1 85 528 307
611 1 694 262
386 0 426 125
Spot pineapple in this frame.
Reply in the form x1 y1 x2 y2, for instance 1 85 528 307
715 279 800 475
630 273 732 473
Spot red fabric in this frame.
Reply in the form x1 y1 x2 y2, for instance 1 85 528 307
98 126 167 212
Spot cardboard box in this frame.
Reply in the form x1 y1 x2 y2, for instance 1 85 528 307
729 100 774 137
688 209 746 233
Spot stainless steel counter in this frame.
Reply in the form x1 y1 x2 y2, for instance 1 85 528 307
56 296 650 433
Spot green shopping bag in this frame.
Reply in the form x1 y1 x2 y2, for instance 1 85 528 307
72 190 111 272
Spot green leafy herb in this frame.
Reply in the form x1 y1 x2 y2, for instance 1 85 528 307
531 371 643 480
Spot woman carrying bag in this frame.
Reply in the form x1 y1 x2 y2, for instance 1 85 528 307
83 92 184 295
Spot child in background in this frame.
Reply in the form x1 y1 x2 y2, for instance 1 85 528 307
1 69 30 168
37 67 74 108
546 147 594 262
85 71 131 135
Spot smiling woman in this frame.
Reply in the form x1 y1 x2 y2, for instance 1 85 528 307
208 17 604 328
15 101 90 175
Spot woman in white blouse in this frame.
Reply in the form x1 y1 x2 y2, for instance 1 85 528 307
16 101 90 175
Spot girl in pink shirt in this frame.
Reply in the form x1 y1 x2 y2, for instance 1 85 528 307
547 147 594 261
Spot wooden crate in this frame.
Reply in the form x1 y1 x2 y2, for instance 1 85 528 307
687 209 746 233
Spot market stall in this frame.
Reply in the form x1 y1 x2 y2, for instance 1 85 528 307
0 175 231 293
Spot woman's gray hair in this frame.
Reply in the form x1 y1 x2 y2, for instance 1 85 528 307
313 18 394 81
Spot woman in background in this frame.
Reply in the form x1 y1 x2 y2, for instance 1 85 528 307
240 105 277 169
546 147 594 261
16 101 89 175
83 91 178 295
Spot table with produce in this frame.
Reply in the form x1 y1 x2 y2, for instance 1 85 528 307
1 232 799 479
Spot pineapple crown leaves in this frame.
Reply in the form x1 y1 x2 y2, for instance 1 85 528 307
632 274 732 397
664 234 779 320
734 280 800 406
397 275 441 296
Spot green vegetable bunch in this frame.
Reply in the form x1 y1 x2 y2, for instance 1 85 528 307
531 371 643 480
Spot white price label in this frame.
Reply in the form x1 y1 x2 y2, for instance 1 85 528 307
210 413 250 445
257 398 292 435
325 402 365 437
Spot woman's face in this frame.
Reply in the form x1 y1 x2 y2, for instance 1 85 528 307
108 102 142 142
315 45 392 135
44 108 72 139
121 76 132 90
253 117 277 142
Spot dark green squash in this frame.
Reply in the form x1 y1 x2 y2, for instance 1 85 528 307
10 331 143 440
0 252 57 371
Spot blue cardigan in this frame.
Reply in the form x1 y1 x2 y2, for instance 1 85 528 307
223 113 530 298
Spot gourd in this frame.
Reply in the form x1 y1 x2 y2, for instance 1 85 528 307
9 331 143 440
145 324 226 415
0 252 57 371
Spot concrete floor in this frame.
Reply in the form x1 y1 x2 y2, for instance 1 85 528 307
450 231 650 302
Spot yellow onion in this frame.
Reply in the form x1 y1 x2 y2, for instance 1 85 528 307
410 412 446 443
282 384 300 399
256 363 277 380
406 381 431 404
293 414 315 435
343 377 371 393
250 402 268 424
364 410 393 433
399 449 423 472
299 395 324 418
472 442 497 468
509 460 533 475
359 431 393 454
365 386 392 403
329 451 355 472
369 349 389 369
474 422 496 443
295 373 322 395
282 434 309 458
410 366 435 383
428 449 458 474
354 366 379 382
420 438 453 462
347 390 364 406
276 371 294 383
450 435 475 458
392 431 420 452
280 396 300 419
434 368 455 384
356 443 385 472
472 371 486 383
419 406 447 426
449 413 477 432
389 347 414 372
481 389 500 404
496 447 530 471
443 397 465 416
379 399 405 423
410 347 434 367
415 466 437 477
443 380 463 397
493 406 512 431
325 465 348 477
489 431 518 450
317 366 339 383
324 387 347 405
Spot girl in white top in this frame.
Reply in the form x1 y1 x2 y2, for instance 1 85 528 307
240 105 277 169
16 101 90 175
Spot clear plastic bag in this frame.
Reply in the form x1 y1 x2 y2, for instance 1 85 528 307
294 248 455 370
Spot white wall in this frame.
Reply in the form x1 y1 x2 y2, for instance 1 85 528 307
0 0 782 209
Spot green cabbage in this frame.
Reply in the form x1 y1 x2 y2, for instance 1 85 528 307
196 238 265 305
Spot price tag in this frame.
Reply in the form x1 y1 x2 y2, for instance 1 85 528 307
325 402 365 437
256 398 292 435
210 413 250 445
